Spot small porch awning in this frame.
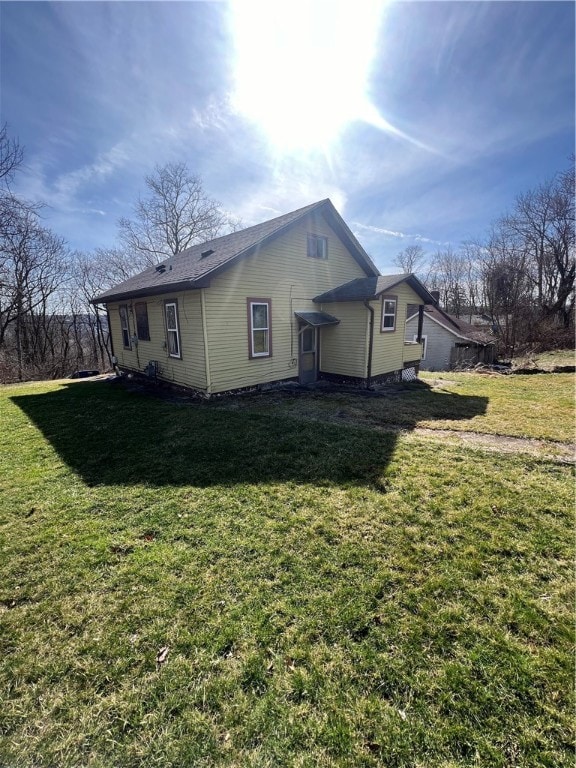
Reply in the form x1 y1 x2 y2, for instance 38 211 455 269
294 311 340 327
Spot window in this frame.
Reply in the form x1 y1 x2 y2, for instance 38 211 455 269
135 302 150 341
248 299 271 358
119 305 131 349
413 334 428 360
164 301 181 358
307 234 328 259
381 296 397 332
301 326 316 353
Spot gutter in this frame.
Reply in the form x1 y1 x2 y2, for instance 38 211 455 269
363 300 374 390
91 278 210 306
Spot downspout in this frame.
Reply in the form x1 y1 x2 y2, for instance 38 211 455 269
105 304 118 372
200 288 212 395
363 300 374 390
417 305 424 343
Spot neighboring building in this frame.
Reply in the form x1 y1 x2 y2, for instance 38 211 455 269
405 304 495 371
93 199 435 395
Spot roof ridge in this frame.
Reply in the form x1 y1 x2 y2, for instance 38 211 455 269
175 199 330 259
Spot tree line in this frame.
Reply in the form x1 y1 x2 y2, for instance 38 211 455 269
0 123 574 383
394 162 575 356
0 126 239 383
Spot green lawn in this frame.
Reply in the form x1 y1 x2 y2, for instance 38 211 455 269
215 372 574 443
0 375 574 767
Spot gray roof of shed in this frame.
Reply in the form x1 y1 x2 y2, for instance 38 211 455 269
313 273 436 304
407 304 495 345
92 199 379 304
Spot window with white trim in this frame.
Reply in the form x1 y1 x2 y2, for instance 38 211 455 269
119 305 131 349
307 234 328 259
165 301 181 358
248 299 271 357
381 297 397 331
413 334 428 360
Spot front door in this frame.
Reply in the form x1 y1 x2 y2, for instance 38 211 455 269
299 326 317 384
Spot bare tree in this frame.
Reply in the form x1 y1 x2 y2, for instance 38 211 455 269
426 247 468 315
0 123 24 185
70 247 146 369
393 244 427 275
479 224 534 357
511 167 575 328
0 203 69 379
118 162 241 264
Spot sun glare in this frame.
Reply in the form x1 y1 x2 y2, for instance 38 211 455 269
230 0 386 152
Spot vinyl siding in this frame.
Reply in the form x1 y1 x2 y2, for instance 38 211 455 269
203 215 368 393
108 292 207 389
405 315 456 371
318 302 369 378
371 284 424 375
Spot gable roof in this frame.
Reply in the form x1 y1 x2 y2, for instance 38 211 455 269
313 273 437 305
407 304 494 345
92 199 379 304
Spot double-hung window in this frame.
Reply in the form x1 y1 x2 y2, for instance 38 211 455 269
248 299 271 358
119 305 131 348
135 302 150 341
164 301 181 358
307 234 328 259
381 296 397 332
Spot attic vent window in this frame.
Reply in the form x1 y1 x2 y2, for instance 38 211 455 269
307 234 328 259
201 249 215 258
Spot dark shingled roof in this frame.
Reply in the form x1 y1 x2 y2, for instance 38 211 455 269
313 273 437 304
407 304 495 345
294 311 340 327
92 199 379 304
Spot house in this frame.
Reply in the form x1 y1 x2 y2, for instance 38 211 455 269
92 199 436 395
405 303 495 371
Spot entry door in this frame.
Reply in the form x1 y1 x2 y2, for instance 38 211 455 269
299 326 317 384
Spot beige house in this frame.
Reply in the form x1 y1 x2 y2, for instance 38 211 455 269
93 200 434 395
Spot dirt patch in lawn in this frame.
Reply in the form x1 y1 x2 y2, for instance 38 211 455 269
409 427 575 463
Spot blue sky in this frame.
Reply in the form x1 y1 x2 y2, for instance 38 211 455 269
1 0 574 273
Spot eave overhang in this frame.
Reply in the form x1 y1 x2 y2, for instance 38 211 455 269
91 277 210 305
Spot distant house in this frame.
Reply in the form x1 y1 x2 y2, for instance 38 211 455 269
92 200 435 395
405 304 495 371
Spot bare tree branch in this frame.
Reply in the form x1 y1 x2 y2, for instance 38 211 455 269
118 162 241 264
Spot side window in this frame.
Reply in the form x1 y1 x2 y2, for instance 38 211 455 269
248 299 272 358
381 296 397 332
165 301 181 358
119 305 131 349
135 302 150 341
413 334 427 360
307 234 328 259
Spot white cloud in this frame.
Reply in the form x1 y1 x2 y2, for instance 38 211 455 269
353 221 448 247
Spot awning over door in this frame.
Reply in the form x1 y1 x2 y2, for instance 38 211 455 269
294 311 340 327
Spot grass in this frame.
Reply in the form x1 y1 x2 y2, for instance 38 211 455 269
0 374 574 767
512 349 575 369
215 372 575 443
